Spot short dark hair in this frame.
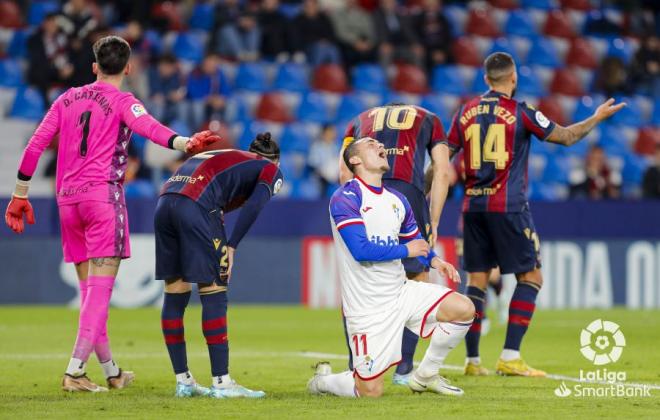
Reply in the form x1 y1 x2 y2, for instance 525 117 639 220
249 132 280 160
93 35 131 75
342 138 362 173
484 52 515 84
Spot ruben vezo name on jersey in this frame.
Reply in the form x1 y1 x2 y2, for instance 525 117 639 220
459 104 517 126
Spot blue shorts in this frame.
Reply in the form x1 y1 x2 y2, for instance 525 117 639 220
155 194 229 285
384 179 431 274
462 206 541 275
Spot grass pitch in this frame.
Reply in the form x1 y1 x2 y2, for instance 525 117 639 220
0 306 658 419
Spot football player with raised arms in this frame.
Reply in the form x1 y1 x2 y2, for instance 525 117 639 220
308 137 474 398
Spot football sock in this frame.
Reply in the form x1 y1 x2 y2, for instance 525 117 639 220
416 321 472 379
467 356 481 365
65 358 86 376
395 327 418 375
176 371 195 386
212 374 232 388
341 314 353 371
500 349 520 361
79 280 113 364
503 281 540 354
465 286 486 358
318 371 358 397
101 359 120 378
200 290 229 377
162 291 191 375
72 276 115 362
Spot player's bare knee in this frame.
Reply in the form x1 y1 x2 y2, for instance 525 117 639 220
437 293 474 323
164 278 192 294
198 282 226 294
517 268 543 289
467 271 489 289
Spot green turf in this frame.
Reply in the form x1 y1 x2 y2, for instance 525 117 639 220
0 306 658 419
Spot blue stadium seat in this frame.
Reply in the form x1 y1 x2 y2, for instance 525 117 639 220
238 121 271 150
419 94 451 121
7 29 28 58
526 38 560 68
431 66 467 95
335 94 367 122
516 66 545 96
169 119 191 137
188 3 215 31
144 30 164 56
280 123 313 154
28 1 59 26
352 64 388 94
573 95 602 122
172 31 206 63
487 38 521 64
273 63 309 93
652 99 660 126
279 154 306 181
610 97 644 127
289 177 321 199
504 10 537 38
9 87 45 121
598 124 629 156
542 157 570 184
520 0 555 10
606 38 635 64
622 155 648 184
471 68 489 94
124 180 157 198
297 92 331 124
0 59 23 87
234 62 269 92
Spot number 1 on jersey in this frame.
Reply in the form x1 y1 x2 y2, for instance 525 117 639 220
465 123 509 170
352 334 367 356
78 111 92 157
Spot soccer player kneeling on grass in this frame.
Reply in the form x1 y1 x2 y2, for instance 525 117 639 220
307 137 475 398
155 133 283 398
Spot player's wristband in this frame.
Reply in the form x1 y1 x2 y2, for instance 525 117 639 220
13 178 30 199
169 135 189 152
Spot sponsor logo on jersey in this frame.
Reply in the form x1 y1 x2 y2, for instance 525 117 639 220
385 146 410 156
131 103 147 118
370 235 399 246
361 206 373 213
166 174 205 184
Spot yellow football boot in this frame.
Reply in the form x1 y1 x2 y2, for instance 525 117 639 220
464 362 490 376
495 358 546 377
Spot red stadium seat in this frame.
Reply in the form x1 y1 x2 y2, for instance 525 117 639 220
543 10 576 39
0 0 23 28
566 38 599 69
312 64 349 93
151 1 185 31
452 38 482 67
550 68 584 97
488 0 519 10
538 96 568 127
255 93 293 123
392 64 428 95
560 0 593 11
198 121 235 150
634 127 659 156
466 8 501 37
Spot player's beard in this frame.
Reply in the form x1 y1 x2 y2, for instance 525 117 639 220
511 87 517 98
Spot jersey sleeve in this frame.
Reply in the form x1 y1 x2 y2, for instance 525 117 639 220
17 93 63 179
120 94 177 148
329 187 363 230
446 107 464 155
519 102 556 141
427 113 448 154
257 162 284 196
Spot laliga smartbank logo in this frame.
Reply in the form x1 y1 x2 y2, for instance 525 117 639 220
553 319 652 398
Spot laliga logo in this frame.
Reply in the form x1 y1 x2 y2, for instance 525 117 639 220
580 319 626 366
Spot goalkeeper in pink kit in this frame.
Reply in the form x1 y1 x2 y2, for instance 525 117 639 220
4 36 219 392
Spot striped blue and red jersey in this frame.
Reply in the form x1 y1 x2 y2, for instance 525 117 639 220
343 104 447 193
447 90 556 213
160 149 283 212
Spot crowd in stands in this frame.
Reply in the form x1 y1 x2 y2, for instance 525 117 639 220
0 0 658 200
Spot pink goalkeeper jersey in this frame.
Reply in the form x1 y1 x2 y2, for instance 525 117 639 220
18 80 177 205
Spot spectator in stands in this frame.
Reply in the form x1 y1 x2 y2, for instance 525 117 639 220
330 0 377 67
258 0 291 62
595 56 631 97
213 0 260 61
148 53 187 124
122 54 149 101
569 145 621 199
629 35 660 97
26 12 73 105
186 53 232 131
290 0 342 65
58 0 99 43
308 124 340 196
68 27 109 88
412 0 453 71
121 20 151 59
372 0 423 68
642 143 660 199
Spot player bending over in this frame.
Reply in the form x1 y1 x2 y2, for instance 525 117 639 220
4 36 217 392
155 133 283 398
447 52 625 377
308 137 474 398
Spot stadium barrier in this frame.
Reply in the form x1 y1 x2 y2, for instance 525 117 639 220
1 198 659 308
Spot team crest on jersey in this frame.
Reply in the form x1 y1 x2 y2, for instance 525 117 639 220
130 103 147 118
535 111 550 128
273 179 283 195
392 204 401 219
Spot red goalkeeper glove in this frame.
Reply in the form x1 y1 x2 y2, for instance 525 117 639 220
5 196 35 234
186 130 222 155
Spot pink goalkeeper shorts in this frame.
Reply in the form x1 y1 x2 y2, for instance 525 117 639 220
59 200 131 264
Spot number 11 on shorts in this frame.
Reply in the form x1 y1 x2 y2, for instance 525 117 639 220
352 334 367 356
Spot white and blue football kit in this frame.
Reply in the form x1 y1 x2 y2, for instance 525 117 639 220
330 177 454 380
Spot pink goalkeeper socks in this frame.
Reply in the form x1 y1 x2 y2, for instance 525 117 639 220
78 280 114 363
72 276 115 361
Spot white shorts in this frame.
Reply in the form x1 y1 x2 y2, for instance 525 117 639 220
345 281 453 381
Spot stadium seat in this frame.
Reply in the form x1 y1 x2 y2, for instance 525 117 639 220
352 64 387 94
565 38 598 69
572 95 601 121
466 8 501 37
255 93 292 123
521 0 556 10
526 38 560 68
0 0 23 28
280 123 314 154
543 10 576 39
443 5 468 36
237 120 284 150
610 97 644 127
606 38 635 64
151 1 184 31
273 63 309 93
172 31 206 63
9 87 45 121
487 38 521 63
392 65 428 95
542 156 571 184
124 180 157 198
488 0 519 10
27 1 59 26
0 59 23 87
517 66 545 96
452 38 482 67
7 29 28 58
312 64 349 93
234 62 270 92
599 124 630 156
471 68 489 94
634 127 659 156
143 30 165 56
652 99 660 126
550 68 584 97
296 92 331 124
560 0 592 10
188 2 215 31
538 96 567 127
431 66 467 95
335 94 367 122
504 9 537 38
622 155 648 184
